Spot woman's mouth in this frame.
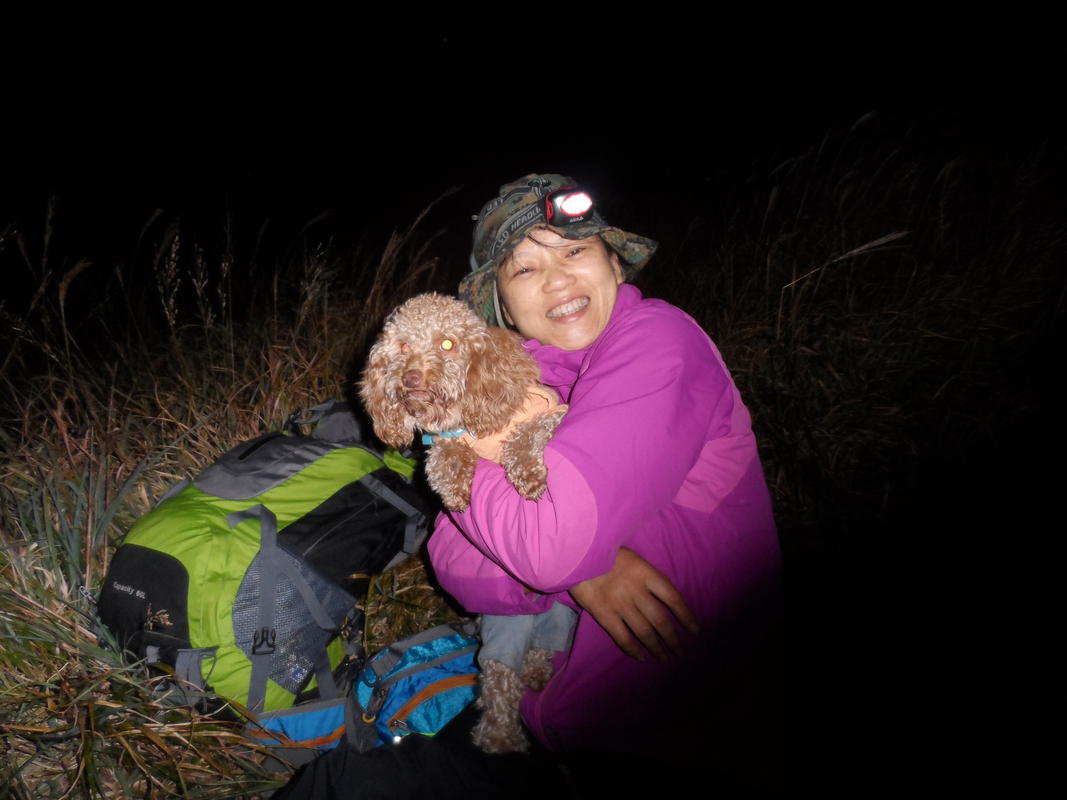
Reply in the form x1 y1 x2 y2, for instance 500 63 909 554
546 297 589 319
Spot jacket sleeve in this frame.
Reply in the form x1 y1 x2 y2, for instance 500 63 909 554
428 303 737 595
427 510 563 616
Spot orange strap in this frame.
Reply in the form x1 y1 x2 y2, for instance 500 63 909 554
248 721 346 749
387 673 478 732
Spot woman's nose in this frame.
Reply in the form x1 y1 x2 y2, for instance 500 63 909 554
541 261 573 291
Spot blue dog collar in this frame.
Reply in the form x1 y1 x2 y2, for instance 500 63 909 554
422 429 470 445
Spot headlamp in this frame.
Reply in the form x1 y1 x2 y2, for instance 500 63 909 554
545 187 595 227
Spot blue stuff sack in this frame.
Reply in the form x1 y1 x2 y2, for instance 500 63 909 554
250 696 348 766
247 621 480 766
350 621 480 750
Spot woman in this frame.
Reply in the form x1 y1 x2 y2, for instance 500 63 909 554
428 174 786 791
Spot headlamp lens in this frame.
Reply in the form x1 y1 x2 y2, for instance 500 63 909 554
546 188 595 226
557 191 593 216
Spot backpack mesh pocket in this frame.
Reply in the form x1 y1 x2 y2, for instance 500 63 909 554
232 550 357 694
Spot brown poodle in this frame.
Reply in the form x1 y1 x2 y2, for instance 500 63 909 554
359 292 567 512
360 292 573 753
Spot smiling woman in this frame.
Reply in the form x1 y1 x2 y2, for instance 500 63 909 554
435 174 787 790
496 231 624 351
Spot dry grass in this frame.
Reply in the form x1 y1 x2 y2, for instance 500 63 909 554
1 116 1061 796
638 116 1061 544
1 204 458 796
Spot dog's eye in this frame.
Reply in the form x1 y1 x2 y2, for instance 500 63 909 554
440 339 454 351
400 343 410 354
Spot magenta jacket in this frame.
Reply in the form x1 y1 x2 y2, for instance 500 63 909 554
428 284 783 758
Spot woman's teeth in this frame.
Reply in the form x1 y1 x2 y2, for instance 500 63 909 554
547 297 589 318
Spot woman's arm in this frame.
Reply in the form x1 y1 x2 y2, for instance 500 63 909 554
427 509 562 616
441 303 737 594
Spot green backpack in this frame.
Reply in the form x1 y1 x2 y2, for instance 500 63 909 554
98 400 428 713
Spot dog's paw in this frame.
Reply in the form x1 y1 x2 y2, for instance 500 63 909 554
425 438 477 511
500 407 568 500
471 661 531 754
471 715 530 754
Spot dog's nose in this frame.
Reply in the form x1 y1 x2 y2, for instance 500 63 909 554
402 370 423 388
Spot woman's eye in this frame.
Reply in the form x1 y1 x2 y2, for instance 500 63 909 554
567 246 585 257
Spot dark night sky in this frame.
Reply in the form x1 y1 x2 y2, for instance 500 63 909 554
2 10 1062 268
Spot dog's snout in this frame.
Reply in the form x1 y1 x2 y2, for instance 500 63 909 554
402 369 424 388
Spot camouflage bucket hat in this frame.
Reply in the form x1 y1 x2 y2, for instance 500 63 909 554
458 173 658 325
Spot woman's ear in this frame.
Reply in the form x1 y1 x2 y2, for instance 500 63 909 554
610 251 624 285
493 273 515 328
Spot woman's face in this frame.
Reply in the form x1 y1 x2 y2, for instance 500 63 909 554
496 229 624 351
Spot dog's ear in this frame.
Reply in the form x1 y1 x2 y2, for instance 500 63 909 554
463 326 542 438
359 346 416 449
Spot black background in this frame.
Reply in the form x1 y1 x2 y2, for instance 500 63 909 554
3 11 1061 266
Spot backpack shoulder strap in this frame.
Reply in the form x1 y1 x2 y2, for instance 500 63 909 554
356 472 428 566
227 505 341 713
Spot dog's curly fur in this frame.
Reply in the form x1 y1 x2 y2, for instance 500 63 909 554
360 292 567 511
471 648 555 753
360 292 568 753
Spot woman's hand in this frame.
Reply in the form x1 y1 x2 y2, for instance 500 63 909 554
464 429 505 463
464 385 563 464
570 547 699 662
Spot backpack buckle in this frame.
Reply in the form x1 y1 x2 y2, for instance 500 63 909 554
252 627 277 655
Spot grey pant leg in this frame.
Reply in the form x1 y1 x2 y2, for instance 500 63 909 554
477 602 578 672
529 602 578 654
477 613 536 672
